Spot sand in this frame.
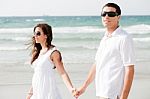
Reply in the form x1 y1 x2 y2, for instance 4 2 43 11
0 62 150 99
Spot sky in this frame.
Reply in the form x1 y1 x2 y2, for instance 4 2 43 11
0 0 150 16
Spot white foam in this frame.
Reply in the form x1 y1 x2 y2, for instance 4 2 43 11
0 28 32 34
0 37 31 41
0 24 149 34
53 26 105 33
133 37 150 42
0 46 26 51
124 24 150 34
33 19 45 22
0 26 103 34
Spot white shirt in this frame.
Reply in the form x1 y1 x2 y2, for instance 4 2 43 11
95 27 135 99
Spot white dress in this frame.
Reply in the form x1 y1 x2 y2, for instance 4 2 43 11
31 47 62 99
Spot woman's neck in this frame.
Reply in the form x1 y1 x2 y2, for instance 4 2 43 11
40 45 48 55
40 41 47 50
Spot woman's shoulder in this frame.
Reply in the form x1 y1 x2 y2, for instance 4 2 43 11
49 45 57 51
49 45 55 49
48 45 61 55
50 46 62 62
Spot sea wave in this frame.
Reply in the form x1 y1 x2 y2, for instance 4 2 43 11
0 28 33 34
0 36 98 42
0 45 97 51
0 24 150 34
124 24 150 34
0 46 26 51
26 18 45 22
53 26 104 33
0 26 102 34
58 44 98 50
33 18 45 22
133 37 150 42
0 37 31 41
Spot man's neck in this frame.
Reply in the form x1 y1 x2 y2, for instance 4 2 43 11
106 25 119 34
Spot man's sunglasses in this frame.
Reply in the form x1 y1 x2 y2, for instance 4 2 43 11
34 31 41 36
101 12 118 17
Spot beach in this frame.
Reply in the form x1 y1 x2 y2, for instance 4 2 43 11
0 16 150 99
0 62 150 99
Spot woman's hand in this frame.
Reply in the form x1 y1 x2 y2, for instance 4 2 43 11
72 88 79 98
75 85 86 97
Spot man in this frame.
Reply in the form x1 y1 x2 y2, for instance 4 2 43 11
76 3 135 99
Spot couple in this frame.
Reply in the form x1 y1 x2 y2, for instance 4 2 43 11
26 3 135 99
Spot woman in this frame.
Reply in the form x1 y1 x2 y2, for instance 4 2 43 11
26 23 76 99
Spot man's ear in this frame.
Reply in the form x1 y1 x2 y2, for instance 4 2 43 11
118 15 121 20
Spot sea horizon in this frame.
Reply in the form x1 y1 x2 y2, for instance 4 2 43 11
0 14 150 17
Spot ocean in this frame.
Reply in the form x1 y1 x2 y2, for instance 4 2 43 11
0 15 150 84
0 16 150 63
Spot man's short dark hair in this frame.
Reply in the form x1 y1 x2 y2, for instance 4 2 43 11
102 3 121 15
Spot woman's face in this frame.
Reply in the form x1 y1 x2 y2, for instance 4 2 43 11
34 27 47 44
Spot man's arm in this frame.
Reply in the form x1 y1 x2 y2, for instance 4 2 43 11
76 64 96 96
120 65 134 99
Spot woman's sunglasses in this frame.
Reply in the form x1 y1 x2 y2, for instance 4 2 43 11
34 31 41 36
101 11 118 17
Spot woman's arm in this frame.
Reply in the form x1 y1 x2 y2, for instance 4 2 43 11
50 50 75 94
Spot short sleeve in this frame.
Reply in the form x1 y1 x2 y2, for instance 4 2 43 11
120 35 135 66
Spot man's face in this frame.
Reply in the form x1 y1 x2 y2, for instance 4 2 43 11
101 6 120 28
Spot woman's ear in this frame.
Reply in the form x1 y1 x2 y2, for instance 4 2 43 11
45 35 47 39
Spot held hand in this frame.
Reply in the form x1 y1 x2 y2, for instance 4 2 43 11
71 88 79 99
75 85 86 97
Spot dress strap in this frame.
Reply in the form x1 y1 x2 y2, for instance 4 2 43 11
46 47 58 57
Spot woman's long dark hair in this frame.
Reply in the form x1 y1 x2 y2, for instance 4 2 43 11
31 23 53 64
